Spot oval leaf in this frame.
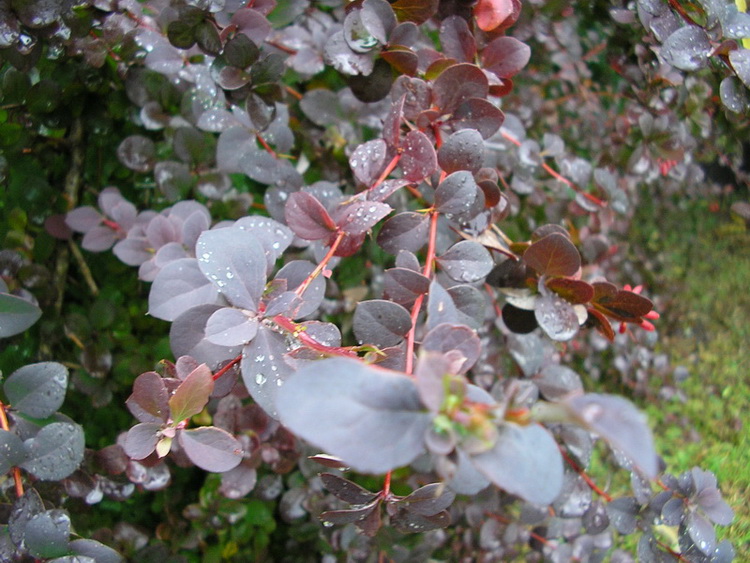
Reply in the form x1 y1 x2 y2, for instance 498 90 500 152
277 358 432 473
178 426 243 472
21 422 85 480
4 362 68 419
353 299 413 347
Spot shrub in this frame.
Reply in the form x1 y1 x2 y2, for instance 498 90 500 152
0 0 743 560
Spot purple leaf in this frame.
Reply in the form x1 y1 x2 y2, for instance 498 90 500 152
353 299 413 347
4 362 68 419
685 512 716 555
285 191 337 241
481 36 531 78
564 393 658 479
367 178 410 202
82 225 119 252
534 293 580 342
123 422 162 460
0 430 25 473
391 75 431 120
661 26 711 71
205 308 259 347
231 8 271 45
324 30 376 75
400 130 437 182
434 171 481 217
440 16 476 62
235 215 294 271
65 206 101 232
276 358 432 473
350 139 389 186
320 502 380 526
170 304 243 369
426 280 460 330
397 483 455 516
421 323 481 374
21 422 85 480
471 423 563 505
383 267 430 307
126 371 170 424
438 129 484 174
320 472 379 504
448 97 505 139
272 260 325 318
333 200 392 236
448 284 486 329
436 240 494 283
149 258 221 321
169 363 214 422
117 135 156 172
432 63 488 113
220 462 257 499
178 426 244 472
196 228 267 311
446 448 491 495
533 364 583 400
240 325 293 418
377 211 429 254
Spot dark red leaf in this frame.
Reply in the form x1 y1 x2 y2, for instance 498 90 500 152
449 97 505 139
381 47 419 76
377 211 430 254
481 36 531 78
400 130 437 182
333 200 392 236
546 277 594 304
522 233 581 277
502 303 538 334
353 299 412 347
383 267 430 307
432 63 488 113
434 171 481 216
320 473 379 504
585 307 615 341
284 191 337 241
126 371 170 424
438 129 484 174
439 16 476 63
593 289 654 323
436 240 494 283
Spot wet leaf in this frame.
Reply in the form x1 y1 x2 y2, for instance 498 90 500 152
435 171 481 216
377 212 430 254
179 426 243 472
24 509 70 559
353 299 412 347
68 539 123 563
438 129 484 174
475 0 514 31
117 135 155 173
149 258 220 322
533 364 583 400
0 429 25 474
661 26 712 71
565 394 658 478
196 228 268 311
391 0 438 25
400 130 437 182
205 308 259 347
126 371 170 424
440 16 476 62
433 63 488 113
350 139 389 186
546 277 594 304
0 292 42 338
240 325 293 418
277 358 432 473
523 233 581 277
471 423 563 505
334 200 392 236
21 422 85 480
320 473 379 504
4 362 67 418
123 422 161 460
383 267 430 307
534 293 579 341
481 36 531 78
285 191 337 241
449 97 505 139
436 240 494 283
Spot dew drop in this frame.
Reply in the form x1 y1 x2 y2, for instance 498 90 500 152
255 373 267 385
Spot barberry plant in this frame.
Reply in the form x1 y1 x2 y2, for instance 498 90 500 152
0 0 743 560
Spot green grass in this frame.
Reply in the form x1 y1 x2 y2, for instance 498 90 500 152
628 198 750 558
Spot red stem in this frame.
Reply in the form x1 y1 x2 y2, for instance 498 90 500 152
272 315 358 358
405 210 439 375
295 230 345 297
369 153 401 193
499 130 605 207
559 447 613 502
212 355 242 381
256 133 277 158
0 402 24 497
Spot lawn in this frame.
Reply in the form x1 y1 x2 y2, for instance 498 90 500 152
627 195 750 559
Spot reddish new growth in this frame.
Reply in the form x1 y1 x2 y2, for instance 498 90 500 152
620 284 660 333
